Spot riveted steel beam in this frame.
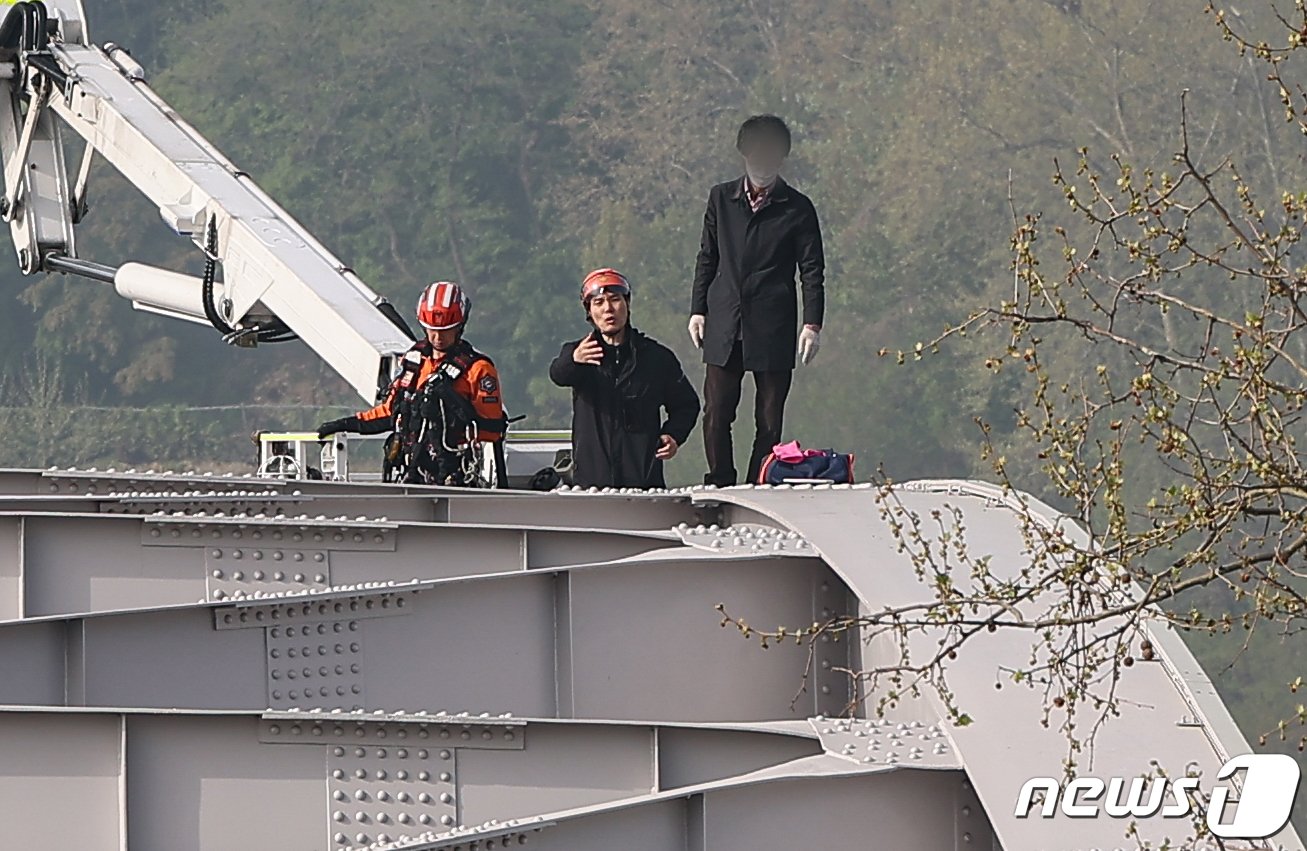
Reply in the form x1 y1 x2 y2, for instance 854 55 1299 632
0 553 849 722
0 469 708 530
0 706 995 851
0 510 700 618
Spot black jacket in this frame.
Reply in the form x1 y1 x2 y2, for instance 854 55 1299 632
691 176 825 371
549 327 701 489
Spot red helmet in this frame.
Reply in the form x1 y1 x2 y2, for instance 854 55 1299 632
416 281 471 330
580 268 632 305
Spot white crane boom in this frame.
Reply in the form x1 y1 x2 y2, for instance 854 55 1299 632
0 0 413 402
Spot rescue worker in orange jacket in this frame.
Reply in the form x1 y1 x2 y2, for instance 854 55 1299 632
317 281 507 486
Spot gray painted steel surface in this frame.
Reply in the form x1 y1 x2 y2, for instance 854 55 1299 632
0 468 1299 850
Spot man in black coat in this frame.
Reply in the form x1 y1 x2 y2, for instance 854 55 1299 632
551 268 701 489
689 114 826 487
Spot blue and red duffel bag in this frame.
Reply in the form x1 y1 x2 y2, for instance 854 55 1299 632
757 441 855 485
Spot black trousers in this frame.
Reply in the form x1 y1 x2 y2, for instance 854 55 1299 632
702 341 793 486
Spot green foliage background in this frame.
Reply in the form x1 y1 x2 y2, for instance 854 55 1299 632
0 0 1303 821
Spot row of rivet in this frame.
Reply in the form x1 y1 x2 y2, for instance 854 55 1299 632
554 482 875 494
215 593 414 630
47 466 275 480
209 559 329 602
262 720 521 749
165 528 382 542
212 555 327 567
148 522 392 547
363 822 548 851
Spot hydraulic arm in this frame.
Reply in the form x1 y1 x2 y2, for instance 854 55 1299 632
0 0 414 401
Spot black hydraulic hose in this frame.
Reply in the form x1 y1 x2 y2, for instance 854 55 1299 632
25 0 45 50
19 2 37 52
0 3 65 88
0 3 29 51
255 322 297 343
32 0 46 50
0 2 50 54
202 217 299 345
200 217 237 336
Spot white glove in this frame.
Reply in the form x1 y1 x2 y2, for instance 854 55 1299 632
798 326 821 365
688 314 706 349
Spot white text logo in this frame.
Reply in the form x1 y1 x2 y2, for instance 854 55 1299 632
1015 753 1300 839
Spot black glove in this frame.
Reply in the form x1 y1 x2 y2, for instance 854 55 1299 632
317 416 360 439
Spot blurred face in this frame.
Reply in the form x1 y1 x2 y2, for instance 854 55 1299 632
587 292 629 336
742 137 788 186
426 326 460 351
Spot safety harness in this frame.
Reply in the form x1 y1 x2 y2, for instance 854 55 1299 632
383 340 505 486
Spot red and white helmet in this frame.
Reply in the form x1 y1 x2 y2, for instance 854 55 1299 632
416 281 471 330
580 268 632 306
